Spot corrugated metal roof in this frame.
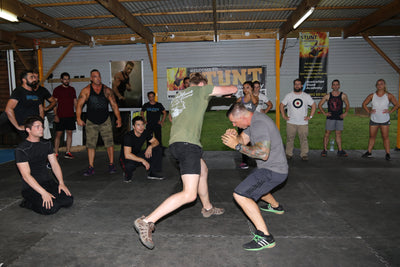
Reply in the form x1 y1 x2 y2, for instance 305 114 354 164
0 0 398 47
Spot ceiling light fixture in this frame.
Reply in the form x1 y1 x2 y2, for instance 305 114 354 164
0 9 18 22
130 36 136 41
293 7 315 29
244 32 250 36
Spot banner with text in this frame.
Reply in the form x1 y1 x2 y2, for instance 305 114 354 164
167 66 266 99
299 32 329 98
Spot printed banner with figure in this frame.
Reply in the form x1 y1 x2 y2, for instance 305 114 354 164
167 66 267 99
299 32 329 98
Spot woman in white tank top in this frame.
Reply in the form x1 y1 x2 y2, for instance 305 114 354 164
361 79 399 160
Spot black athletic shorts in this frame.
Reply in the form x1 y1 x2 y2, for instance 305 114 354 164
234 168 287 201
169 142 202 175
55 117 76 131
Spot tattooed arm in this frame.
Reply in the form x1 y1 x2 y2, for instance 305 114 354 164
221 130 271 161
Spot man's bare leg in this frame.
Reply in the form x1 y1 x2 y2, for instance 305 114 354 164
88 148 95 167
260 193 279 208
197 159 212 210
66 130 73 153
234 193 269 234
107 146 114 164
146 174 200 223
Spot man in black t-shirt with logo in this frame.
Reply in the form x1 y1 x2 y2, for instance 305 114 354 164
120 116 164 183
140 91 167 147
5 70 44 139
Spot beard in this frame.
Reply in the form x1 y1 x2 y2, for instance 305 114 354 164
62 82 70 87
27 81 38 89
294 88 302 92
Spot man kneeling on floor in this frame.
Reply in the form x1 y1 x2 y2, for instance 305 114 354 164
222 103 288 251
119 116 164 182
15 116 73 215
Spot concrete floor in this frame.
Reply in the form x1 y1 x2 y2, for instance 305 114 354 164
0 149 399 267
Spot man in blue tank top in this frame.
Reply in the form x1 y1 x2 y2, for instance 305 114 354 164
318 80 350 157
76 69 122 176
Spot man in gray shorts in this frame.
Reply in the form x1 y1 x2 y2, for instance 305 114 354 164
133 72 237 250
222 103 288 251
318 80 350 157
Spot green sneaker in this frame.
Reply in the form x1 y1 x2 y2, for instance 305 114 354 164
243 230 276 251
260 203 285 214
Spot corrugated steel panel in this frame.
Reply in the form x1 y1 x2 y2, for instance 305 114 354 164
301 20 354 28
35 5 111 18
318 0 392 7
62 18 125 28
82 28 135 36
312 9 378 19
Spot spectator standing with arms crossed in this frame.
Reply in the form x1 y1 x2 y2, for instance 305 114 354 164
280 79 316 161
76 69 122 176
362 79 399 160
318 79 350 157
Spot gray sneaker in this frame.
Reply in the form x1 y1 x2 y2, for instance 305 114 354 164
134 216 155 249
201 206 225 218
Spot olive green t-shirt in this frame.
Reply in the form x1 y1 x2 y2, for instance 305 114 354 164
169 85 214 147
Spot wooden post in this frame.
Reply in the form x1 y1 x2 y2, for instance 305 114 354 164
11 42 30 70
37 48 43 80
152 42 158 101
279 36 287 68
275 38 281 130
145 41 153 71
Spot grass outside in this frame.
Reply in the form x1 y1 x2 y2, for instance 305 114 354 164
160 109 399 151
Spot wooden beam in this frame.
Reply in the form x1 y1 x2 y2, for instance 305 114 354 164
11 42 31 70
0 29 33 48
279 0 322 40
145 41 153 71
96 0 153 44
3 0 91 45
212 0 218 41
343 0 400 38
279 36 287 68
41 43 75 84
362 33 400 74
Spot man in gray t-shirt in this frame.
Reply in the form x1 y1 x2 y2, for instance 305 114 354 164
222 103 288 251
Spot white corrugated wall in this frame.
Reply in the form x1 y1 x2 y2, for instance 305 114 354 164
42 36 400 108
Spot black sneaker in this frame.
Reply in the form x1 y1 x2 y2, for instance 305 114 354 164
337 150 348 157
243 230 276 251
147 172 165 180
362 151 372 158
321 150 327 157
260 203 285 214
385 153 391 161
124 174 132 183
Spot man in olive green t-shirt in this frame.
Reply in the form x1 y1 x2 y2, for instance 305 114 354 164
134 72 237 249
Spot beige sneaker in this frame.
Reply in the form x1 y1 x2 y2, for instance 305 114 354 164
201 206 225 218
134 216 155 249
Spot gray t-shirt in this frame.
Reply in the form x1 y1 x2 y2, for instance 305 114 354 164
244 112 288 174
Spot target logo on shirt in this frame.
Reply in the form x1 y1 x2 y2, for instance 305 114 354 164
292 98 303 108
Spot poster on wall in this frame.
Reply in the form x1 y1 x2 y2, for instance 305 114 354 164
299 32 329 98
167 66 267 99
109 60 143 110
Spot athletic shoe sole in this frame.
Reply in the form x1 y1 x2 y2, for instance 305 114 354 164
260 207 284 215
133 221 154 249
244 242 276 251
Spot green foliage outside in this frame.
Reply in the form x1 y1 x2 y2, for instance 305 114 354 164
161 109 399 151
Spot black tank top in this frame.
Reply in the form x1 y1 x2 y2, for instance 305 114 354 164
327 92 343 120
117 71 130 95
87 84 109 124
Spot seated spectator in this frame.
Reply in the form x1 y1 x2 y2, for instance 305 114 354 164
15 116 73 215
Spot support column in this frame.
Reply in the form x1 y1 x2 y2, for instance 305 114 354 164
397 77 400 150
37 48 43 81
275 38 281 130
152 42 158 101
